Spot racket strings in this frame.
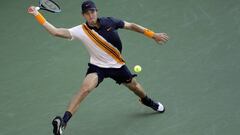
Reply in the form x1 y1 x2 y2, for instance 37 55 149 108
40 0 61 12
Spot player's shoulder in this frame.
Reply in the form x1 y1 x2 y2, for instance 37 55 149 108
69 24 85 33
71 24 84 29
100 17 112 20
100 17 123 25
99 16 115 21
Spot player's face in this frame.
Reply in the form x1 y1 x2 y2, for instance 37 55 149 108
83 9 98 25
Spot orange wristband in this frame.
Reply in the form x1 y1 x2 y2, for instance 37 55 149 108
35 13 46 25
144 29 155 38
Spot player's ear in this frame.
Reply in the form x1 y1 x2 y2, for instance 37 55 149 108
81 11 86 16
81 13 86 18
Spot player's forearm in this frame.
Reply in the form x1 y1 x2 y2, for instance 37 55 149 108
42 21 58 36
33 12 71 39
127 23 145 34
34 12 58 36
125 22 155 39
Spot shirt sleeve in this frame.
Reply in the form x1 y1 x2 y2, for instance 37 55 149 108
108 17 125 29
68 25 81 40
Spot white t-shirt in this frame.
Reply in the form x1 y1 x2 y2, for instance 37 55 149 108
68 25 125 68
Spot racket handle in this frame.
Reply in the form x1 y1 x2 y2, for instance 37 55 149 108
35 7 40 10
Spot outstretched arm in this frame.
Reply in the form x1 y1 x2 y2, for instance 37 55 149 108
28 6 72 39
123 21 169 44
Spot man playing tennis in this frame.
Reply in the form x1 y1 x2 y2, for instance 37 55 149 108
28 0 169 135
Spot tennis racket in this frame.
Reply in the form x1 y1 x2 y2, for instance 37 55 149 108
35 0 61 13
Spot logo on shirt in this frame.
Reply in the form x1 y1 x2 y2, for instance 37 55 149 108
106 27 112 31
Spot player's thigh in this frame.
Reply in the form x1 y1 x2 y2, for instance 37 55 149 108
111 65 137 84
81 73 99 91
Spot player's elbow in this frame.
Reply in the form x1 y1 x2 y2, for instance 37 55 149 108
52 29 60 37
129 22 136 29
52 29 63 37
51 28 71 39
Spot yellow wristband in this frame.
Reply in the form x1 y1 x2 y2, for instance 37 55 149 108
144 29 155 38
35 13 46 25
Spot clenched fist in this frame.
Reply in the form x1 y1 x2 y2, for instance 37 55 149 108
28 6 39 16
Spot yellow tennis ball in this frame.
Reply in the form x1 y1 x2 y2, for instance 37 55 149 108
134 65 142 73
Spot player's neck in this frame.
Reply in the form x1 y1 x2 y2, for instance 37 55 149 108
87 19 100 29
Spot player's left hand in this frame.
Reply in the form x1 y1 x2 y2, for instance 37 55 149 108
153 33 169 45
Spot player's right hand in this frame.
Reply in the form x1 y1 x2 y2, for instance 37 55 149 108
28 6 39 16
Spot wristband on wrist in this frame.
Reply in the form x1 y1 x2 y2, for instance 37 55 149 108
35 13 46 25
144 29 155 38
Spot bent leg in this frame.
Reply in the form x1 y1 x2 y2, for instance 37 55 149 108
67 73 99 114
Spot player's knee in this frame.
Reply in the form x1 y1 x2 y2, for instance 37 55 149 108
132 78 138 85
128 79 139 90
81 85 92 95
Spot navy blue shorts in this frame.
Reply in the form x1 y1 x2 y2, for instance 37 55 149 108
86 63 137 86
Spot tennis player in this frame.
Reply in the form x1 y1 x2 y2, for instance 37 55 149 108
28 0 169 135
